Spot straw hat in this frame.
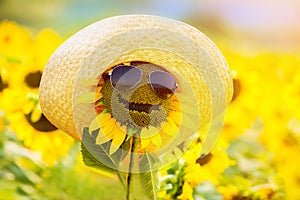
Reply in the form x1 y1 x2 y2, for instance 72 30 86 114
39 15 233 142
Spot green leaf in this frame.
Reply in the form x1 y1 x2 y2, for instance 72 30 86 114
139 153 160 200
81 137 116 175
3 162 34 185
81 127 130 186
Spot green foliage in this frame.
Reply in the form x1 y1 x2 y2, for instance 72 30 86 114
139 153 159 200
159 160 187 199
81 128 118 174
0 122 126 200
193 182 223 200
81 127 131 187
218 129 285 200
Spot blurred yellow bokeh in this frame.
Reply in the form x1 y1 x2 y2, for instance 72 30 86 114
0 0 299 199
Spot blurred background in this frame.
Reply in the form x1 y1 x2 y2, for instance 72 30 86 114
1 0 300 51
0 0 300 199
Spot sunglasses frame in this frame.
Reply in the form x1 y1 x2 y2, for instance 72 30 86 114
109 65 142 91
108 65 178 99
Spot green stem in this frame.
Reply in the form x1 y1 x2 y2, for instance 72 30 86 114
126 134 139 200
117 172 126 190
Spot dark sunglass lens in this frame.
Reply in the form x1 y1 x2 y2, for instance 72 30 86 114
149 71 177 99
111 65 142 91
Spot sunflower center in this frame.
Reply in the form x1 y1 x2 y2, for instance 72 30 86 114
3 35 11 43
118 93 160 114
196 153 213 166
0 75 8 92
25 112 58 132
24 71 42 88
231 78 241 102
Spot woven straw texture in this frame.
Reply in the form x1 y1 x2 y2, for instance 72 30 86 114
39 15 233 141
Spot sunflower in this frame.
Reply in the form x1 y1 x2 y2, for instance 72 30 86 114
75 62 185 155
183 136 235 186
157 134 235 200
0 21 74 165
1 88 74 165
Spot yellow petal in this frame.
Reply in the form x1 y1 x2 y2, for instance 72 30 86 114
169 111 181 126
74 92 103 104
141 138 150 149
171 101 181 111
96 86 102 93
101 117 116 137
120 125 127 133
150 134 162 147
140 127 149 138
161 117 178 136
178 182 194 200
109 125 126 155
96 118 117 145
148 126 159 137
23 101 35 115
89 113 111 133
95 129 114 145
30 106 42 123
140 126 159 138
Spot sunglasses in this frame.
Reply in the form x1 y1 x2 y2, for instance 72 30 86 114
108 65 178 99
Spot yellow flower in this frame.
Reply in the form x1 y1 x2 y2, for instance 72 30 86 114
219 46 300 199
183 137 235 186
81 63 183 155
178 182 194 200
217 185 239 200
1 87 74 165
0 21 74 165
157 134 234 200
222 56 258 141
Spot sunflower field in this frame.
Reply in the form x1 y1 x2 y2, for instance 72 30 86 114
0 10 300 200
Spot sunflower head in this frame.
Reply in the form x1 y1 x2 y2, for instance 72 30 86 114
102 62 173 129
